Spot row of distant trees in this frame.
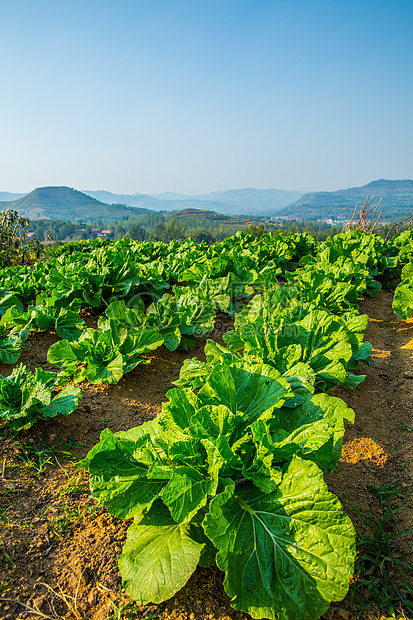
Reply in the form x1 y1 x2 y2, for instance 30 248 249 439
28 214 346 245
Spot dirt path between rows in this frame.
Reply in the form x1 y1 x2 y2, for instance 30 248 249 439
0 290 413 620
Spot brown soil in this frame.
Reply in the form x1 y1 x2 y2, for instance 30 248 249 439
1 293 413 620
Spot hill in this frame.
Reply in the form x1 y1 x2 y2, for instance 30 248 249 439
278 179 413 220
0 191 27 202
164 208 232 221
0 186 150 222
83 190 165 211
84 187 306 216
163 207 263 226
190 188 305 211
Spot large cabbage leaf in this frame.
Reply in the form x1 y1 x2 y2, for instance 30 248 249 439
203 456 356 620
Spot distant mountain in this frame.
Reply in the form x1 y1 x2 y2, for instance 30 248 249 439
147 192 191 201
193 188 305 211
84 190 166 210
279 179 413 220
0 186 150 222
84 187 306 216
1 186 306 221
0 191 27 202
3 181 412 222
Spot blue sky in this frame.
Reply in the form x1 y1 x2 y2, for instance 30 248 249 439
0 0 412 194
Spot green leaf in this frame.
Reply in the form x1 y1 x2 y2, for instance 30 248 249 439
349 341 374 369
230 363 291 423
272 393 355 472
86 352 124 384
55 310 86 341
119 500 204 604
162 465 215 523
122 326 164 358
241 429 283 493
47 339 85 372
83 429 168 518
197 364 237 413
0 330 22 364
393 277 413 320
115 418 161 445
106 299 145 325
160 325 181 351
158 388 197 441
0 364 77 432
203 456 356 620
282 363 315 407
43 385 82 418
173 357 209 389
0 293 23 317
345 372 366 389
0 305 27 330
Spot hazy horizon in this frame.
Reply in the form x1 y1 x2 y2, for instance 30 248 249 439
1 1 412 194
3 179 413 199
0 185 308 196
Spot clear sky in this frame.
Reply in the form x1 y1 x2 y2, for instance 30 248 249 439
0 0 412 194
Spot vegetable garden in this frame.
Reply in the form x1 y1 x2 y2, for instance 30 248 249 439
1 229 413 619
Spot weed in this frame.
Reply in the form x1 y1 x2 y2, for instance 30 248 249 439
60 470 89 497
0 506 24 530
0 578 13 589
3 569 87 618
0 542 16 568
18 445 54 474
101 418 115 429
397 423 413 432
45 491 99 537
104 585 159 620
16 438 79 476
3 551 15 568
153 384 170 394
45 495 84 536
348 481 413 615
379 612 411 620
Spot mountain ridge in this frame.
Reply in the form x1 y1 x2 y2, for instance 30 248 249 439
279 179 413 219
1 180 412 222
83 187 305 216
0 186 150 222
0 191 27 202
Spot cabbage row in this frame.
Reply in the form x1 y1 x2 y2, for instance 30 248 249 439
391 230 413 319
77 231 398 619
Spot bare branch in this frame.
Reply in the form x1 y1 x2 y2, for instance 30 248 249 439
342 196 384 234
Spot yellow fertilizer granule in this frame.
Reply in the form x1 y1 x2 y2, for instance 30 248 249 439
339 437 388 467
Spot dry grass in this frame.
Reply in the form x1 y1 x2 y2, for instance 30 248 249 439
342 196 383 233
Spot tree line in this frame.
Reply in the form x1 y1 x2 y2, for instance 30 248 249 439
27 211 408 247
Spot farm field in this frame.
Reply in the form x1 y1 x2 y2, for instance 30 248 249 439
1 230 413 619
